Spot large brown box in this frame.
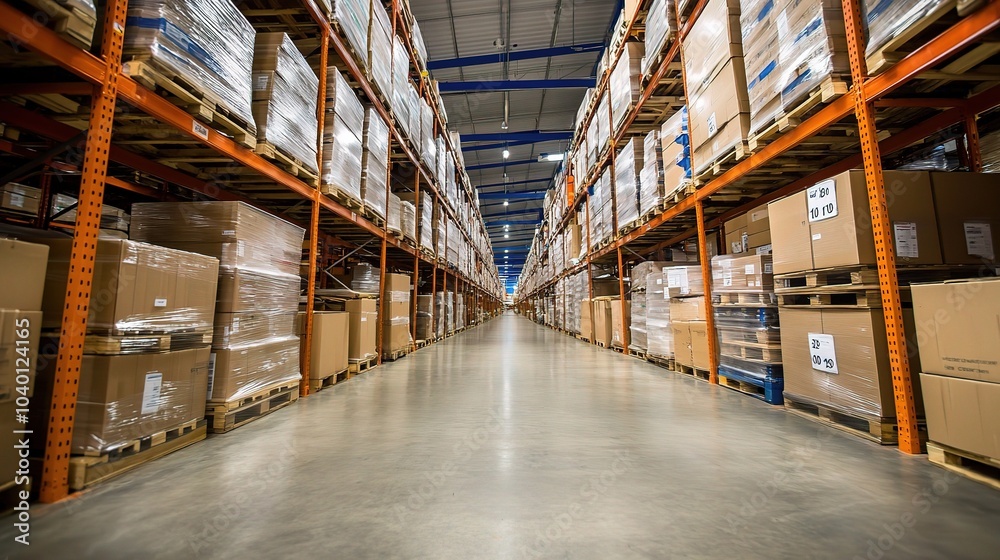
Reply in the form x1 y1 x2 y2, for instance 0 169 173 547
1 183 41 215
0 310 41 403
689 321 711 370
670 298 707 322
298 311 349 379
920 373 1000 461
73 347 211 454
0 238 49 311
215 268 299 314
673 322 693 367
769 171 942 274
381 273 411 354
38 239 220 332
911 278 1000 382
593 299 614 347
929 172 1000 264
711 254 773 291
580 299 594 341
567 224 582 260
210 337 300 402
215 311 296 348
610 299 631 348
346 298 377 360
779 307 923 418
592 278 622 297
724 213 748 254
663 266 704 297
688 58 751 174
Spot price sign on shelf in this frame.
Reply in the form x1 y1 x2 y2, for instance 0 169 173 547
808 333 839 374
807 179 838 222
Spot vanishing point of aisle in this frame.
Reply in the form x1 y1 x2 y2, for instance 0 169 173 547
4 313 999 559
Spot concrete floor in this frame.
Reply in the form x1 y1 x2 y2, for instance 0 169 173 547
2 312 999 559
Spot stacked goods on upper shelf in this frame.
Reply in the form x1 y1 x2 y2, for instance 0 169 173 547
123 0 257 138
712 253 783 404
367 0 393 101
664 265 709 371
448 219 460 265
724 205 771 255
401 201 417 243
322 70 366 205
436 136 448 191
661 107 692 199
381 273 412 357
740 0 781 134
387 193 402 236
420 100 437 171
640 130 664 217
252 33 319 173
434 205 447 259
34 237 219 456
616 138 643 231
862 0 951 72
600 167 615 243
682 0 749 174
643 0 679 77
130 202 304 431
391 37 413 136
610 43 645 133
361 107 390 220
913 278 1000 466
330 0 370 72
0 240 45 488
630 261 671 353
407 87 423 156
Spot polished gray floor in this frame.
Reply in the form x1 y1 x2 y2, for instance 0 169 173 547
2 312 999 559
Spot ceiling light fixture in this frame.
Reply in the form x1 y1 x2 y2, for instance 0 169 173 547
502 149 510 160
503 200 509 207
504 234 510 239
539 153 565 162
501 121 509 130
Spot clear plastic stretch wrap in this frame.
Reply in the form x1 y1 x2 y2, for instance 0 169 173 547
587 112 602 170
447 219 460 265
421 195 434 251
981 129 1000 173
411 17 429 71
208 336 301 402
368 0 393 100
124 0 256 135
600 167 614 245
863 0 949 57
407 86 423 150
776 0 849 111
596 93 611 159
640 129 664 215
69 347 211 454
420 99 436 169
645 271 673 358
38 239 220 334
615 139 643 230
252 33 320 172
630 292 647 351
214 311 296 348
416 295 434 340
330 0 370 72
715 306 782 383
382 274 412 353
663 265 705 297
436 136 448 186
710 254 774 292
387 193 402 234
741 0 781 133
130 201 305 277
351 262 380 292
435 291 454 336
644 0 678 76
392 37 412 127
435 214 447 258
215 268 300 313
589 174 604 251
445 152 458 208
610 43 645 132
401 201 417 241
660 107 691 197
455 297 466 330
322 70 365 201
362 107 390 219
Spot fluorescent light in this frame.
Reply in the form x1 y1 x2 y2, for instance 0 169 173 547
504 256 509 259
504 249 509 253
504 234 510 239
501 121 509 130
502 149 510 159
503 200 509 207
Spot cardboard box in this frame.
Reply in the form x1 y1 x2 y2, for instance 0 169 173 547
593 278 622 297
580 299 594 341
682 0 744 91
216 311 296 348
689 321 710 370
0 238 48 311
73 347 211 454
301 311 349 379
747 230 771 250
711 254 773 291
568 224 582 260
216 268 300 314
346 298 377 360
1 183 41 215
663 266 704 297
930 172 1000 264
593 299 614 347
39 239 220 332
209 337 300 402
769 171 942 274
920 373 1000 461
747 206 770 235
381 273 411 354
688 58 751 174
725 213 748 254
779 307 923 418
673 322 693 367
0 310 41 403
670 298 707 322
610 299 631 348
911 278 1000 382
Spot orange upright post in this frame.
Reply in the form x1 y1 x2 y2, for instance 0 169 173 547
695 199 719 384
40 0 127 503
843 0 920 454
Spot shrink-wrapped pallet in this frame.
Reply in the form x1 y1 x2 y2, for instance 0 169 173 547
330 0 370 72
361 107 390 219
616 139 643 231
367 0 393 100
322 70 365 203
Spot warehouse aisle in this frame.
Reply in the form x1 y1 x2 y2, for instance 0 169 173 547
4 312 1000 559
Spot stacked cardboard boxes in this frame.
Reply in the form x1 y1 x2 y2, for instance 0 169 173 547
416 295 434 341
664 266 710 370
660 107 692 199
435 291 454 337
130 202 304 410
724 205 771 255
610 43 645 133
322 70 366 204
381 273 412 357
630 261 671 353
646 269 673 360
643 0 678 77
616 139 643 231
330 0 370 74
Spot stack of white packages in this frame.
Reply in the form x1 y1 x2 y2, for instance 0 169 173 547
331 0 370 73
392 37 412 134
639 129 664 215
420 99 436 170
610 43 645 133
642 0 678 77
322 70 365 203
401 201 416 242
387 193 402 235
367 0 393 101
615 139 643 230
361 107 389 219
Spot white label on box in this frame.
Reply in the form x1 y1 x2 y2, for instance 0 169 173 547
222 230 236 237
237 240 245 257
808 333 839 374
666 269 690 294
964 222 995 260
807 179 838 222
893 222 919 259
9 193 24 208
812 233 822 241
756 244 773 255
253 73 269 91
153 298 168 308
656 278 663 285
361 316 368 322
722 270 733 287
206 353 217 400
141 373 163 414
232 316 240 331
707 113 718 137
192 120 209 140
741 232 749 253
764 262 773 274
730 242 743 254
744 264 755 275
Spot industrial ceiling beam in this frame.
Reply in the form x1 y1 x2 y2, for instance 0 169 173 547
477 189 548 199
427 42 605 70
461 131 574 143
438 79 596 93
467 158 554 171
477 178 552 189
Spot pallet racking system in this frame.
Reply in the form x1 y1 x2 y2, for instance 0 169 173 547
515 0 1000 457
0 0 505 502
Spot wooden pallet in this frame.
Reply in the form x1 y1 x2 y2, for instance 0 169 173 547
718 372 784 405
82 330 213 355
747 76 850 152
255 142 319 186
309 367 349 392
715 292 778 306
69 420 206 490
775 266 879 292
674 363 712 381
927 441 1000 491
122 60 256 149
647 354 676 371
783 393 925 446
321 184 364 211
23 0 96 49
865 0 959 75
629 348 648 360
577 335 592 343
363 206 387 229
719 328 780 346
720 340 783 363
777 289 887 308
694 143 748 183
382 348 408 362
348 355 377 375
206 383 299 434
662 182 697 206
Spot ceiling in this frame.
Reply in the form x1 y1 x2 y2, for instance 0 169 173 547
411 0 620 289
